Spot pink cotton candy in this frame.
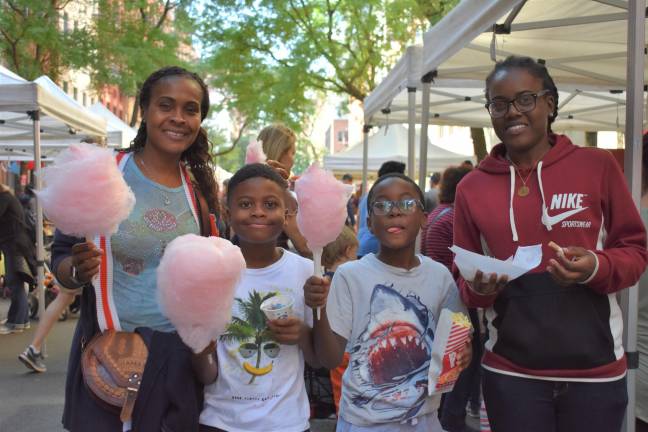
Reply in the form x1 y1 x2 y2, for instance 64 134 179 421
37 143 135 237
157 234 245 353
295 163 348 250
245 141 266 164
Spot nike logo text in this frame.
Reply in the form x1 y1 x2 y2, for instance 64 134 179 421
550 193 587 210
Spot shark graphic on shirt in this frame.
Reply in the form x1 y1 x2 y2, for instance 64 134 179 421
349 284 435 423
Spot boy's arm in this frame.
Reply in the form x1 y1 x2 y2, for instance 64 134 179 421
312 308 347 370
304 275 348 370
191 342 218 385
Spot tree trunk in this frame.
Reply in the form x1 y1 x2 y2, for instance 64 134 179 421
470 127 488 162
585 131 597 147
129 93 140 128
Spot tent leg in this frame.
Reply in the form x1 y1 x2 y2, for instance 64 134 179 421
362 125 370 197
29 110 47 356
621 1 645 431
418 80 432 191
407 87 416 179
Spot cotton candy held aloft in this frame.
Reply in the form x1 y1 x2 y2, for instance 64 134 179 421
37 143 135 237
245 141 266 164
295 163 348 250
157 234 245 353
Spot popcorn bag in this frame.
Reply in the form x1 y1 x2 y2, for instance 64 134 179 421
427 309 473 395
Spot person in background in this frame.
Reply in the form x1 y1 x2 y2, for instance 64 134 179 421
356 161 405 258
341 174 356 228
636 132 648 432
0 183 35 335
258 124 310 257
321 226 359 416
424 172 441 214
454 55 647 432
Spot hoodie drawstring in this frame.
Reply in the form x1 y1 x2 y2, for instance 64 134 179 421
537 161 552 231
509 165 519 242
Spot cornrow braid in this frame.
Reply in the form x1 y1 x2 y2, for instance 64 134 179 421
125 66 218 213
485 56 559 133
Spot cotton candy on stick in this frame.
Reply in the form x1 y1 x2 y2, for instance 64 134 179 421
295 163 348 319
245 141 266 164
37 143 135 238
157 234 245 353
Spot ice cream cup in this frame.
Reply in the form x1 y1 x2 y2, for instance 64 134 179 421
260 294 294 321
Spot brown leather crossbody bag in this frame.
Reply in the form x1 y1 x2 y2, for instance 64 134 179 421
81 330 148 422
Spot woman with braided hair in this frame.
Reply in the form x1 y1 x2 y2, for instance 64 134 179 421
52 66 218 431
452 56 647 432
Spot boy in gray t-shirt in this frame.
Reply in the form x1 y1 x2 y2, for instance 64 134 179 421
305 174 470 431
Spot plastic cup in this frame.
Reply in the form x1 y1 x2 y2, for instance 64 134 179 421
260 294 294 321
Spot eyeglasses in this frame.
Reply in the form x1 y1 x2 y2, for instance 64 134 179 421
371 199 423 216
485 90 550 118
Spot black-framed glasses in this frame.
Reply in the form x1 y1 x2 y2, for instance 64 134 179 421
485 90 550 118
371 199 423 216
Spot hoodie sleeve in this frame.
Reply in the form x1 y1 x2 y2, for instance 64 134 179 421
452 182 499 308
585 152 648 294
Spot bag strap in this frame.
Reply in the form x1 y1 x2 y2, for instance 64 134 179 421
430 206 452 226
192 184 219 237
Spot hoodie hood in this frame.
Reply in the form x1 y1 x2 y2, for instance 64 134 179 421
477 134 579 242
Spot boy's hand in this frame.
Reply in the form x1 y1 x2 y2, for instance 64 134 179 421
468 270 508 296
546 243 597 286
304 275 330 308
456 338 473 371
267 317 306 345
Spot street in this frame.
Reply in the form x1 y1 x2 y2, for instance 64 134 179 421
0 299 336 432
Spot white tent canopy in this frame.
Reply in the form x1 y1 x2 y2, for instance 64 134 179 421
324 124 474 175
0 65 107 330
89 102 136 148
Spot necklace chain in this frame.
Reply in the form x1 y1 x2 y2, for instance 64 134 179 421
506 148 550 197
136 154 171 206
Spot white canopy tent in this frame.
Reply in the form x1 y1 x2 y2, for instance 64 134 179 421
323 124 474 175
388 1 643 430
0 65 107 326
89 102 136 149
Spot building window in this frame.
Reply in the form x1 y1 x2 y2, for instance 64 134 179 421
73 87 78 101
63 13 69 33
83 93 87 106
63 81 68 93
337 131 348 142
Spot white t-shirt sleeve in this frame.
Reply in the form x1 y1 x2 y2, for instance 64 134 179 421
326 269 353 340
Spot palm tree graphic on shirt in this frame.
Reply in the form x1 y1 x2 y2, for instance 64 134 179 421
221 291 281 384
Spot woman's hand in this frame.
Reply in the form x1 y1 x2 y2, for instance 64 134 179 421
468 270 508 296
304 275 330 309
70 241 102 283
266 160 290 180
267 317 306 345
547 242 596 285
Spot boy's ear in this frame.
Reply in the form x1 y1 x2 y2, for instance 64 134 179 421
223 205 231 224
366 214 373 235
417 209 426 230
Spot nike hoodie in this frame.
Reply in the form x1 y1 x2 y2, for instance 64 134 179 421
453 134 648 381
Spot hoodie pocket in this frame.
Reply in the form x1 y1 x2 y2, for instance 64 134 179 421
491 272 616 370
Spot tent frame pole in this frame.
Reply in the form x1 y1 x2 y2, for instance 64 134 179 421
407 87 417 178
362 124 371 197
621 0 645 430
418 75 434 192
28 109 46 355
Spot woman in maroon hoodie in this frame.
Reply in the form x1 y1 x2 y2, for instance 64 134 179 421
453 55 648 432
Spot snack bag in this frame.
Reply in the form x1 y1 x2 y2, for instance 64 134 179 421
427 309 473 395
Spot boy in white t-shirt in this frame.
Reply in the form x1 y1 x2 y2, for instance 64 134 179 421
195 164 317 432
305 173 471 431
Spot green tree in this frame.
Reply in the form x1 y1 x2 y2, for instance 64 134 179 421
90 0 194 126
220 291 277 384
197 0 458 163
0 0 93 80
